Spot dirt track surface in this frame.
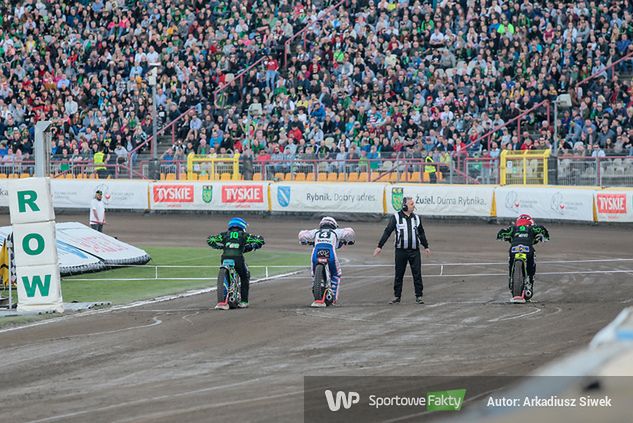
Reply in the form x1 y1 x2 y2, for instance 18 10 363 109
0 213 632 423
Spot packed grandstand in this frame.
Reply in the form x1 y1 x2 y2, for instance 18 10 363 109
0 0 632 184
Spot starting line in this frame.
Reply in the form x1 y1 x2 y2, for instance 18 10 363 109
58 257 633 282
64 267 633 282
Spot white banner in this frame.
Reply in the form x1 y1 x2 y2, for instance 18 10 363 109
56 222 150 265
270 183 385 213
386 184 494 216
52 179 149 209
496 186 595 221
149 181 269 211
594 190 633 223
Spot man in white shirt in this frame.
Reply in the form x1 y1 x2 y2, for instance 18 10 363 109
90 190 106 232
591 143 606 158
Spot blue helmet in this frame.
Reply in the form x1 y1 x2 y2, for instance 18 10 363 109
227 217 248 231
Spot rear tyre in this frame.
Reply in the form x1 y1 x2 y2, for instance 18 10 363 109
228 273 240 309
313 264 326 302
511 260 525 298
217 268 229 304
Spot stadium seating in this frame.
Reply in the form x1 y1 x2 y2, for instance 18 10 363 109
1 0 632 187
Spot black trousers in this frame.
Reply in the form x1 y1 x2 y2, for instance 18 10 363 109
221 255 251 301
90 223 103 232
394 248 423 298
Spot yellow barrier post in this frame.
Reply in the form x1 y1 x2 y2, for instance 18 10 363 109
232 153 240 180
500 149 551 185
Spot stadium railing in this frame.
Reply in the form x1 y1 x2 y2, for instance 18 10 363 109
126 107 197 170
557 155 633 187
574 49 633 89
241 157 455 183
4 156 633 187
457 99 551 161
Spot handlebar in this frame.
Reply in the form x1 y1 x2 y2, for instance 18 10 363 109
300 240 355 246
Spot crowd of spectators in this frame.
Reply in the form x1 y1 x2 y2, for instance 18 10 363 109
0 0 332 172
1 0 633 180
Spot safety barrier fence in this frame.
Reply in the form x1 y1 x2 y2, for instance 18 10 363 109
1 178 632 223
557 155 633 187
3 156 633 187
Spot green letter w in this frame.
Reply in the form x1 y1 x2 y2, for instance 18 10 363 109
21 274 51 297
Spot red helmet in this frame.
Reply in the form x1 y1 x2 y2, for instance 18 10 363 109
515 214 534 227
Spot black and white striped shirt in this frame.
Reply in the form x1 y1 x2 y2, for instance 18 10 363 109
377 211 429 250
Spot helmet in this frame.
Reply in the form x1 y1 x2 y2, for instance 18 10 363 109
319 216 338 229
515 214 534 227
227 217 248 231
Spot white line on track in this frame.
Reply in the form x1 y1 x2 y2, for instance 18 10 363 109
181 312 198 325
488 307 542 322
0 271 301 335
269 269 633 279
345 257 633 267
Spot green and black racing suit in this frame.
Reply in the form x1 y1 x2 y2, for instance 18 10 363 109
497 224 550 284
207 229 265 302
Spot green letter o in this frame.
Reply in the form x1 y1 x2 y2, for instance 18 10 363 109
22 233 45 256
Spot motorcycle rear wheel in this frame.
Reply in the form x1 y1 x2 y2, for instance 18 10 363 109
511 260 525 298
228 272 240 309
217 268 229 304
313 264 327 302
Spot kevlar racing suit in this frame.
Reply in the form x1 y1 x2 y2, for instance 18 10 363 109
496 224 550 286
207 229 265 302
298 227 356 301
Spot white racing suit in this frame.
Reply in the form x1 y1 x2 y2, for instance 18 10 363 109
298 227 356 301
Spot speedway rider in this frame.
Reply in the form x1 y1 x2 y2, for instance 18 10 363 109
496 214 550 301
298 217 355 307
208 217 265 309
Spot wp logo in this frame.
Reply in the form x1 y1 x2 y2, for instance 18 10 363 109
324 390 360 411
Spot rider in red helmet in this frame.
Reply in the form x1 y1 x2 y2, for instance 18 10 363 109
497 214 550 301
515 214 535 227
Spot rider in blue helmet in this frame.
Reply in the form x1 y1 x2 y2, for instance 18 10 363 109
208 217 265 309
227 217 248 231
